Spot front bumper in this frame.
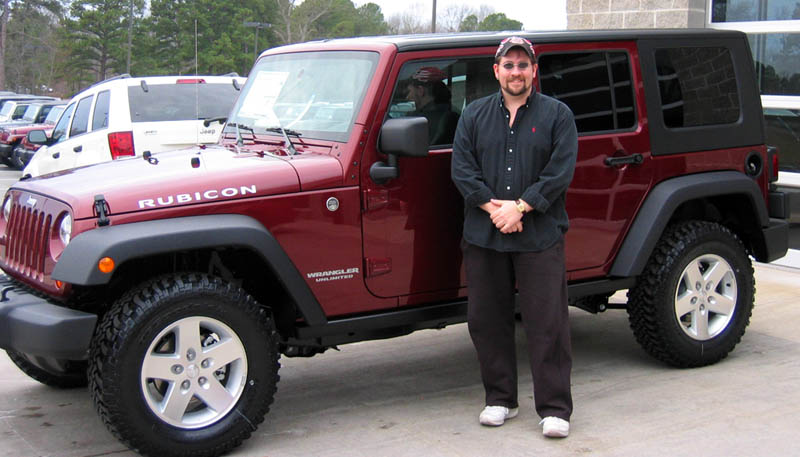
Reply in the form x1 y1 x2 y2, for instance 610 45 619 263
0 275 96 360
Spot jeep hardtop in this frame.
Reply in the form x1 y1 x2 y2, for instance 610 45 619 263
0 29 790 456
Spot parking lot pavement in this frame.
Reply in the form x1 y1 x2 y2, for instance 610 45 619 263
0 166 21 191
0 262 798 457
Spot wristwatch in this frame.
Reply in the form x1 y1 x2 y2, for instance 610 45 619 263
515 199 526 214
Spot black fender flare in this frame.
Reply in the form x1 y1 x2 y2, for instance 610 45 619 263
51 214 327 325
609 171 768 278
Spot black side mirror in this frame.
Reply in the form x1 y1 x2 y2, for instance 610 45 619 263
27 129 49 145
379 117 429 157
370 117 430 185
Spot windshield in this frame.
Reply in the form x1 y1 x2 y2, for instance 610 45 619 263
44 106 64 124
226 51 379 143
0 102 15 116
22 104 40 122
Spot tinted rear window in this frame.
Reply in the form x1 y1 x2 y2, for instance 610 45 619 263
128 82 239 122
655 47 741 128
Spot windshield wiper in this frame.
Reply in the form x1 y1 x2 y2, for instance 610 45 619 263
203 116 227 127
264 125 298 155
264 127 302 137
226 122 254 148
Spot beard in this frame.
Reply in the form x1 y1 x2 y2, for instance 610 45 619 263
501 77 530 97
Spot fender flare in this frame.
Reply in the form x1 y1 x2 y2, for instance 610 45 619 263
51 214 327 325
609 171 768 278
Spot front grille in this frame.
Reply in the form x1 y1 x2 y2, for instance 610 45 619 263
5 202 52 282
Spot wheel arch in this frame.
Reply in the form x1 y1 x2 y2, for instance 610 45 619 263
610 171 769 277
52 214 327 326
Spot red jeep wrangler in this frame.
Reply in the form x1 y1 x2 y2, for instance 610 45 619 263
0 30 790 456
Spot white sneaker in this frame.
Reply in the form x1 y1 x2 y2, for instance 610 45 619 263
479 405 519 426
540 416 570 437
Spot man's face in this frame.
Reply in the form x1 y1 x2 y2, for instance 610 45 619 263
493 48 537 98
406 83 424 108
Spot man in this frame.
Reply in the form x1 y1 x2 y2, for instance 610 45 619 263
451 36 578 438
406 66 459 145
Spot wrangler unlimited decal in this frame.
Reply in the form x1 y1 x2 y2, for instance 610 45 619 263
307 267 360 282
138 185 258 208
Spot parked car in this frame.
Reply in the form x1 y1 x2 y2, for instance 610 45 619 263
5 100 65 127
0 94 56 112
0 104 65 168
23 74 245 177
0 30 790 456
0 100 31 122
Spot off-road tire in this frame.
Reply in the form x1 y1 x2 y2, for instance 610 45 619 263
6 350 88 388
627 221 754 367
88 273 280 457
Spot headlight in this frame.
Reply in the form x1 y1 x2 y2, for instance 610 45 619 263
59 214 72 245
2 196 11 221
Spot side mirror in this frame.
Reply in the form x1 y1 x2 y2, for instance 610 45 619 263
370 117 430 185
27 130 49 145
379 117 429 157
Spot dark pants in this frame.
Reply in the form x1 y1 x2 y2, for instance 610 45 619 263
464 240 573 421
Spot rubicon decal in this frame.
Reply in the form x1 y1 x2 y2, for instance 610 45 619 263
307 267 360 282
138 185 257 208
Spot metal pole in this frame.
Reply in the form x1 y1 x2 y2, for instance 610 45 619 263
254 27 259 60
126 0 133 73
431 0 437 33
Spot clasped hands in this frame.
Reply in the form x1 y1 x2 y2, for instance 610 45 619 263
481 199 529 234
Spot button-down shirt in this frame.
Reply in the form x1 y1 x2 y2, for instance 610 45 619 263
451 89 578 252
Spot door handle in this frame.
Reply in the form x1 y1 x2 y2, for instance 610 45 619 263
604 153 643 167
73 145 82 153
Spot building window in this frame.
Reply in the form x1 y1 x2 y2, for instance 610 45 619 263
712 0 800 22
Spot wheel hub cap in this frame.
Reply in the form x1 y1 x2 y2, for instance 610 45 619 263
140 316 248 429
674 254 737 341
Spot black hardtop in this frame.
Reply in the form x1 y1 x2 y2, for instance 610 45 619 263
277 28 747 53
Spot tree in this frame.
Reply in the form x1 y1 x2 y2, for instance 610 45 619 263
459 11 522 32
141 0 276 77
60 0 144 88
3 0 65 93
1 0 64 91
479 12 522 31
355 3 389 36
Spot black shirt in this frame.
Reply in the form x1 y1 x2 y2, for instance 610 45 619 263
451 89 578 252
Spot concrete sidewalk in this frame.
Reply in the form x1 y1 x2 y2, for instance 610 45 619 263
1 263 798 456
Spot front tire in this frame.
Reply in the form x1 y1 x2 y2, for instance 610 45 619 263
627 221 754 367
88 273 280 457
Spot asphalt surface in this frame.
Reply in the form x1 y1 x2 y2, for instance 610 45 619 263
1 167 799 456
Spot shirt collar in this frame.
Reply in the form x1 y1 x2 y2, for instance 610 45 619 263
497 87 537 110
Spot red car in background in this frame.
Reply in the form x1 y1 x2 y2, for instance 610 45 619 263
0 103 64 168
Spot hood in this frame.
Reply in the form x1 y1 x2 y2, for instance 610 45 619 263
13 145 344 219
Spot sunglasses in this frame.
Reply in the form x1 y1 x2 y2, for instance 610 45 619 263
501 62 531 70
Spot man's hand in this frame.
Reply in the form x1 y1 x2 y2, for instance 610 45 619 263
488 199 524 234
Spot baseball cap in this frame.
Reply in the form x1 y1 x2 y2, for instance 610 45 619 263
495 36 536 62
411 66 447 83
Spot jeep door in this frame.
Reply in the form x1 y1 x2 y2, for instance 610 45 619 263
536 42 653 279
361 49 499 302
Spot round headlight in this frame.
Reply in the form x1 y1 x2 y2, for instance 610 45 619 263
2 196 11 221
59 214 72 245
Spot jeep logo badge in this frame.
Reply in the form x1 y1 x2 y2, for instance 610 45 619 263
326 197 339 212
26 196 37 208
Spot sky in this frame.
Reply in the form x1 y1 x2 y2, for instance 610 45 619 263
354 0 567 31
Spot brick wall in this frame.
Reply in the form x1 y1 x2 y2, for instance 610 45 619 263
567 0 707 29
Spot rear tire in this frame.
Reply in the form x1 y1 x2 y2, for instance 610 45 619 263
627 221 754 367
88 273 280 457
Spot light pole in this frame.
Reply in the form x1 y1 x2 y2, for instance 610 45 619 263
243 21 271 61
